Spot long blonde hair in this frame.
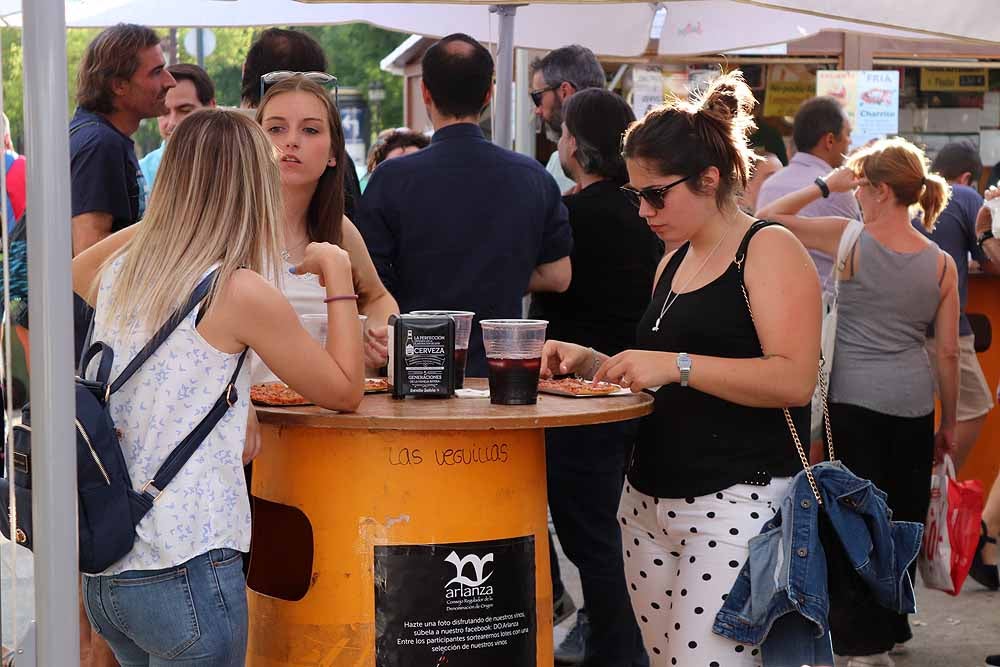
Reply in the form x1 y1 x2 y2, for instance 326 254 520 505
102 108 283 331
846 136 951 232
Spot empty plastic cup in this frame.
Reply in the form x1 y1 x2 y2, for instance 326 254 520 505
301 314 327 346
480 319 548 405
411 310 475 388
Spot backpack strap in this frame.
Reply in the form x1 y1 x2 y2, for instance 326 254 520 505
108 269 218 395
138 347 248 504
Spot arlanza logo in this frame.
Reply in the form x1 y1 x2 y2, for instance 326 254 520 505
445 551 495 599
446 551 494 587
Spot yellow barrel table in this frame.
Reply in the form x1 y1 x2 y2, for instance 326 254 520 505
964 274 1000 490
247 378 653 667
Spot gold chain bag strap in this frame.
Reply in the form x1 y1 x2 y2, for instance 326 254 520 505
736 221 834 505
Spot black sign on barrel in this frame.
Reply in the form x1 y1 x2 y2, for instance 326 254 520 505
374 536 536 666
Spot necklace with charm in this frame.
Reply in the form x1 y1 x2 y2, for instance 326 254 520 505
652 224 734 332
280 238 309 263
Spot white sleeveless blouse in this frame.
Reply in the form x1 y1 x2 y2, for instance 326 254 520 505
88 257 252 575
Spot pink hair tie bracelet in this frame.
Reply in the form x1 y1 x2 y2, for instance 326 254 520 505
323 295 359 303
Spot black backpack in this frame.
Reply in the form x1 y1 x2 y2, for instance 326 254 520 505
0 269 247 573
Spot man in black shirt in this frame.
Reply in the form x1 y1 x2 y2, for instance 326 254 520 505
70 24 176 255
530 89 659 667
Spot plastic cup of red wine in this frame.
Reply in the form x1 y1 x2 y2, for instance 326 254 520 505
480 319 548 405
410 310 475 389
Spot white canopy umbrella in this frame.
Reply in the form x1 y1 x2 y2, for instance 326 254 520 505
0 0 961 148
744 0 1000 45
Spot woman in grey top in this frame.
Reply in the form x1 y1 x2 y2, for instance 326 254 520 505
758 136 959 667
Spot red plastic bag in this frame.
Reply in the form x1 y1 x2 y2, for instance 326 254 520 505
919 455 984 595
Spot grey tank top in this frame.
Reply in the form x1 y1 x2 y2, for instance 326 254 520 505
829 230 942 417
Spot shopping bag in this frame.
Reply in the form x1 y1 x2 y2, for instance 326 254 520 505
919 455 984 595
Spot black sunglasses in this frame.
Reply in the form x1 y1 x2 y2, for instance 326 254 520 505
620 175 693 210
529 84 560 107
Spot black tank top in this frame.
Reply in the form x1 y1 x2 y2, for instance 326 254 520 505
628 221 806 499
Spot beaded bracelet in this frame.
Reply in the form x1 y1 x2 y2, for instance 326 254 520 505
323 295 359 303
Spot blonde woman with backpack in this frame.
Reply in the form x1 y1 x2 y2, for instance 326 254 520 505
71 108 363 665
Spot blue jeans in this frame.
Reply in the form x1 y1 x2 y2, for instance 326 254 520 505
82 548 248 666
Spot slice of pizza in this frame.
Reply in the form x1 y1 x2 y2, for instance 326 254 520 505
250 383 310 406
538 377 621 396
365 378 389 393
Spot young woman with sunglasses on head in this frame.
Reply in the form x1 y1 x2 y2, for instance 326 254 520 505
541 72 821 666
254 76 399 381
72 109 364 665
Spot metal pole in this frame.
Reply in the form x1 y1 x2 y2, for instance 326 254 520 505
490 5 519 150
196 28 205 68
168 27 179 66
514 48 537 158
22 0 79 664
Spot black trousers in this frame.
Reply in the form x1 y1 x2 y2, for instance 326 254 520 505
826 402 934 657
547 421 648 667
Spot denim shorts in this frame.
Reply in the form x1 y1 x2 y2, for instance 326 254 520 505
82 548 247 666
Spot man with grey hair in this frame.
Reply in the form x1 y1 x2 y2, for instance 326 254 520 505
529 45 606 193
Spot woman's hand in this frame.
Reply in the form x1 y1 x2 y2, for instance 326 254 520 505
541 340 593 378
824 166 863 193
593 350 677 392
365 325 390 368
976 186 1000 235
291 242 353 290
243 407 263 465
934 424 957 465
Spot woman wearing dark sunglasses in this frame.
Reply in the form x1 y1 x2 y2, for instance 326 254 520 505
541 71 821 666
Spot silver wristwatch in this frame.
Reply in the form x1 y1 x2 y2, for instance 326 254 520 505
677 352 692 387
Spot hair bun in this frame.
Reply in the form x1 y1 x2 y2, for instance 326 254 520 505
701 88 739 121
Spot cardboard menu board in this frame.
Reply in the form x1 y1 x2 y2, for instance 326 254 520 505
816 70 900 149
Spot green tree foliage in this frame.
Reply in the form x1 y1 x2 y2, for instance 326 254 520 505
0 24 406 155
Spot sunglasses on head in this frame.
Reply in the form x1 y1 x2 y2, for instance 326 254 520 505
260 71 339 105
620 175 693 210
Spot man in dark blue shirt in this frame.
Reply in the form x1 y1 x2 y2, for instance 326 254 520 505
70 24 176 255
358 33 572 377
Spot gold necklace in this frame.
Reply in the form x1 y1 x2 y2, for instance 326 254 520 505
652 224 734 332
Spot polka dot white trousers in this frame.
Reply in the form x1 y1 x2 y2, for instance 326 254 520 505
618 478 790 667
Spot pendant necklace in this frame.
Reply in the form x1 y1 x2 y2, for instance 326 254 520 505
652 224 734 332
280 238 309 263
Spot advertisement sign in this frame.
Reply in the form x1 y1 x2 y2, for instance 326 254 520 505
817 70 899 149
632 66 665 119
920 68 988 93
764 81 815 117
375 536 536 667
764 64 817 116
